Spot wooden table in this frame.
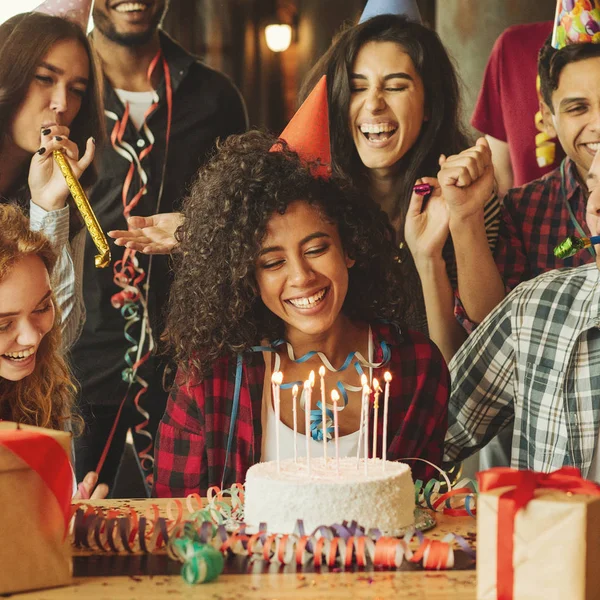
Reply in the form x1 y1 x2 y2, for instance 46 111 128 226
15 499 477 599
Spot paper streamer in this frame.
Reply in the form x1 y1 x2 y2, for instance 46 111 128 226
71 476 476 581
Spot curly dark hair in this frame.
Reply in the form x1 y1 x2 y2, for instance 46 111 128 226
167 130 415 376
538 35 600 111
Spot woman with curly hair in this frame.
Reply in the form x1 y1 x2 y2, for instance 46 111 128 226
0 11 105 349
0 204 107 499
153 131 449 497
299 14 505 361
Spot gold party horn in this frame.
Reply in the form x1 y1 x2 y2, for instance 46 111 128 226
52 150 111 268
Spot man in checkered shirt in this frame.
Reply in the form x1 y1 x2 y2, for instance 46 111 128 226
445 149 600 482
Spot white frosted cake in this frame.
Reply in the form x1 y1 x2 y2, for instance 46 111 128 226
244 457 415 535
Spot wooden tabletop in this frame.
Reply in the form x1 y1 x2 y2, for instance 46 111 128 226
15 499 477 599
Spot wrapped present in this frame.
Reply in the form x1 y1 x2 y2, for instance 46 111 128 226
0 422 73 595
477 467 600 600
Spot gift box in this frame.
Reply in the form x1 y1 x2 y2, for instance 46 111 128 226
0 422 73 595
477 467 600 600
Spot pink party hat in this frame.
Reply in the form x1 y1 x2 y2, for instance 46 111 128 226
551 0 600 49
33 0 93 31
359 0 422 24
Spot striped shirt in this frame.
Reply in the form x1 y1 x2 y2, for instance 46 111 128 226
29 202 85 351
445 263 600 480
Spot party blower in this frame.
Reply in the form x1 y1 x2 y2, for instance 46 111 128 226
553 235 600 259
53 150 111 268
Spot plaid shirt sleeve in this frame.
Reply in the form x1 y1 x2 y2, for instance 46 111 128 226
444 291 516 464
153 368 207 498
494 186 536 291
453 192 501 332
386 328 449 482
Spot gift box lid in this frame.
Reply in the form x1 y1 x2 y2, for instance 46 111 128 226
0 422 71 474
481 484 600 507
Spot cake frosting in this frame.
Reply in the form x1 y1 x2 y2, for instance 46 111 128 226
244 457 415 535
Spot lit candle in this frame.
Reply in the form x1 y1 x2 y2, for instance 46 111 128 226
304 377 313 477
319 365 327 462
356 373 368 468
292 384 299 464
382 372 392 470
331 389 341 475
271 371 283 472
372 378 380 461
362 383 370 476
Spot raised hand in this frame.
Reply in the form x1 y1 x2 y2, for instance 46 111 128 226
404 176 450 265
28 124 95 212
108 212 184 254
438 137 495 223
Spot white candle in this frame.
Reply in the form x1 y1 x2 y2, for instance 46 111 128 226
356 373 368 468
272 371 283 472
319 365 327 462
362 383 370 476
292 384 299 464
305 373 314 477
372 378 380 461
382 372 392 470
331 389 340 475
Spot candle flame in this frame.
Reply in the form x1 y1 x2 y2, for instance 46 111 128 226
319 365 326 377
309 370 315 385
271 371 283 385
292 383 299 396
360 373 368 385
373 377 381 392
331 389 340 403
384 371 392 383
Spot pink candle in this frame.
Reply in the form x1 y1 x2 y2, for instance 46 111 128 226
356 374 368 468
372 378 380 461
304 376 313 477
272 371 283 472
362 383 370 476
382 372 392 470
331 389 341 475
292 384 299 463
319 365 327 462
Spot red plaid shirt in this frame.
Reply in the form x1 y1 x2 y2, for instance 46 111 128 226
153 322 449 497
495 157 594 290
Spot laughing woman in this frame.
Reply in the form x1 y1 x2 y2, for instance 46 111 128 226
0 204 106 499
0 12 104 349
301 15 505 360
153 131 449 497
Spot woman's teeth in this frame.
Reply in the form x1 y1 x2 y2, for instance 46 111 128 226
360 123 398 142
3 348 35 361
115 2 148 12
288 288 327 309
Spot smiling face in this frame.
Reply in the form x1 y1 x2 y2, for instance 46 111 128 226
541 56 600 180
93 0 169 47
348 40 426 175
10 38 89 155
254 201 355 343
0 255 55 382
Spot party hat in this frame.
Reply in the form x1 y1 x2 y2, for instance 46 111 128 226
33 0 93 31
359 0 422 24
277 75 331 179
551 0 600 49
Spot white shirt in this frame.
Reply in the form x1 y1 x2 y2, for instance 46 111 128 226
114 89 156 131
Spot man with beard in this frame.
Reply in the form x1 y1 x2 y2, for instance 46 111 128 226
71 0 247 494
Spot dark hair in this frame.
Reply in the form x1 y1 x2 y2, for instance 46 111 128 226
0 13 105 200
538 36 600 111
167 130 414 376
303 14 470 224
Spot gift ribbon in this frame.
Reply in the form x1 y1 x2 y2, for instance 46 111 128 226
478 466 600 600
0 429 72 535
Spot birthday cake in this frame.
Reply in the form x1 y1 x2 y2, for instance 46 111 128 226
244 457 415 535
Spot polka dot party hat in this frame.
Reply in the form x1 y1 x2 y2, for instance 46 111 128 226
33 0 93 31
